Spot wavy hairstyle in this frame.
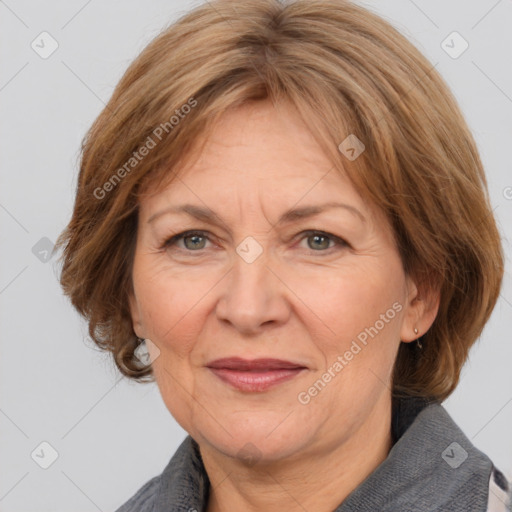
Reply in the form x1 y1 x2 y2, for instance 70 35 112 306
56 0 504 401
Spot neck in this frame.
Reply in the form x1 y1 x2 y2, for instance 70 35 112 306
202 394 393 512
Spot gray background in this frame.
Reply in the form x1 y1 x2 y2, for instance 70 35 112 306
0 0 511 510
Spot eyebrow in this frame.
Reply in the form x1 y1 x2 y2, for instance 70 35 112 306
147 201 366 226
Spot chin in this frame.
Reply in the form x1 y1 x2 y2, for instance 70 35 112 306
193 412 315 464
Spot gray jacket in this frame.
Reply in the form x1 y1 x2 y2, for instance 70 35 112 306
116 397 511 511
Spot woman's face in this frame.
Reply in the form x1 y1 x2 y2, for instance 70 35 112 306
129 100 428 464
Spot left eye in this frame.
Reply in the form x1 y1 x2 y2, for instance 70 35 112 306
162 230 348 253
298 230 348 252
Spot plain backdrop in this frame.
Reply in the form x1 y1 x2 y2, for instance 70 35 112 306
1 0 511 510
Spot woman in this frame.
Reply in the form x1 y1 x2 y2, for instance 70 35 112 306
56 0 511 510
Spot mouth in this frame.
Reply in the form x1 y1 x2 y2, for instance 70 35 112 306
206 357 307 392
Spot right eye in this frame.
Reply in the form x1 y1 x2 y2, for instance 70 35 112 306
161 230 212 251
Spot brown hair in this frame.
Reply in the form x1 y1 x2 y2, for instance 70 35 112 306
56 0 503 401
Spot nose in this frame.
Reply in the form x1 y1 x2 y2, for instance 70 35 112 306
215 248 291 334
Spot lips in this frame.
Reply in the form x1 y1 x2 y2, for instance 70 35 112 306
206 357 307 392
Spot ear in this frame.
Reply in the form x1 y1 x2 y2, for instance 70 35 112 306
128 291 144 339
400 274 440 343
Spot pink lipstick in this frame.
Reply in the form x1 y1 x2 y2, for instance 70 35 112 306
206 357 306 392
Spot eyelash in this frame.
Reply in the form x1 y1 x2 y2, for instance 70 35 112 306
161 230 349 255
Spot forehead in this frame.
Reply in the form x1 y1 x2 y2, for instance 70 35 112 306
182 100 331 176
140 100 369 217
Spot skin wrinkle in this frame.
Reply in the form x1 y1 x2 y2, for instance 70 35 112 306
128 99 439 512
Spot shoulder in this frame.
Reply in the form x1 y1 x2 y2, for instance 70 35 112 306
114 474 161 512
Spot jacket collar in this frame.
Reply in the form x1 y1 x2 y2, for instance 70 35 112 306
338 397 493 511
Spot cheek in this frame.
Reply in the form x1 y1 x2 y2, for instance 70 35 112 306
291 260 405 349
133 258 218 351
133 264 213 429
300 264 405 414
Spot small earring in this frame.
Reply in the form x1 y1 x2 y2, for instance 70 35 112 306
413 328 423 349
